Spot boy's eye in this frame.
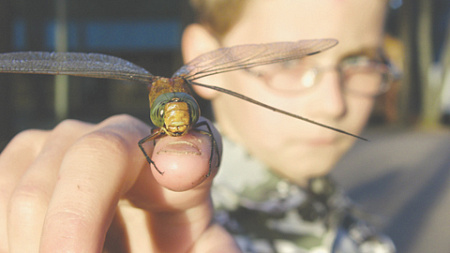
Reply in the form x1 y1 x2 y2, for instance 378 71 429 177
280 59 302 70
342 55 370 64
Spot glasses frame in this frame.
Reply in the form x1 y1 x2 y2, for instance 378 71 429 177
244 49 401 97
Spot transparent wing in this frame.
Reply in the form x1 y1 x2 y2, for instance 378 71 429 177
0 52 153 83
173 39 338 80
189 81 367 141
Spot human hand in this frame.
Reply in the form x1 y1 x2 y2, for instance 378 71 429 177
0 114 240 253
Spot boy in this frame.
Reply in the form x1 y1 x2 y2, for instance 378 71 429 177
0 0 397 252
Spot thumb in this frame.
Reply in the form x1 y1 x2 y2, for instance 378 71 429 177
149 117 222 191
126 116 222 211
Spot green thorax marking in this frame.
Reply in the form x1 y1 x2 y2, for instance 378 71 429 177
148 77 193 106
148 77 200 128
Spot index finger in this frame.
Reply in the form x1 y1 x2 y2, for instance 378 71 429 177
38 115 150 252
39 116 222 252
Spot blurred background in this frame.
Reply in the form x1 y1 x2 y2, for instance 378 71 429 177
0 0 448 252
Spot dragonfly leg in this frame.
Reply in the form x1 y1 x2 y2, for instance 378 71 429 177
138 129 165 175
193 121 220 177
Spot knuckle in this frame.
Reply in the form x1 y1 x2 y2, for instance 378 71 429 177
45 205 93 232
53 119 81 131
73 130 130 158
9 183 49 217
101 114 149 134
0 129 46 159
7 129 44 149
107 114 135 122
101 114 139 128
50 119 90 138
39 206 96 253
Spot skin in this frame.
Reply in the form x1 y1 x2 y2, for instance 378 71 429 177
183 0 386 185
0 115 238 253
0 0 387 252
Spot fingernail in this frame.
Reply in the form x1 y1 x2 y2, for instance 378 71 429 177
156 140 202 155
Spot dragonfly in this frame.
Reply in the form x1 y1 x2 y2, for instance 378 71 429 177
0 38 366 177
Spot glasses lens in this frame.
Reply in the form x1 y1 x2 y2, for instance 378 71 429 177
343 63 390 96
263 60 313 92
247 56 396 97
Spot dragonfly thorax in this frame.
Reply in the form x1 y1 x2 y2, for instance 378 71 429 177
150 92 200 136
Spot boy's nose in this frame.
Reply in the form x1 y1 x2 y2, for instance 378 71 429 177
312 70 347 119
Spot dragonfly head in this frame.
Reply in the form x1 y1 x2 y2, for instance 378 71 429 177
150 92 200 136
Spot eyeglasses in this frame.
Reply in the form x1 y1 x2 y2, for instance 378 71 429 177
244 54 401 97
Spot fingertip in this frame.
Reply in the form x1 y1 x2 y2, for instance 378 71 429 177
150 131 219 192
151 157 210 192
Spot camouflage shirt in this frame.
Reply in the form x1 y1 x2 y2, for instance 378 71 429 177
212 138 395 253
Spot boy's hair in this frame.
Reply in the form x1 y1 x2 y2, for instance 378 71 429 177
190 0 247 39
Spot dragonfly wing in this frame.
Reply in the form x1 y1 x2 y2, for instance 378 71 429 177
0 52 153 83
189 81 367 141
173 39 338 80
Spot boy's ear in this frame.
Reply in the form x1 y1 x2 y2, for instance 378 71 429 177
181 24 222 99
182 24 220 63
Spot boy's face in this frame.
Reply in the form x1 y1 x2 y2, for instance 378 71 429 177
186 0 387 184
